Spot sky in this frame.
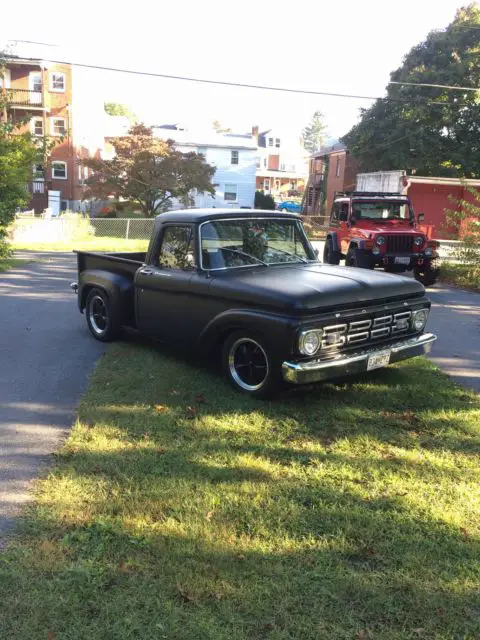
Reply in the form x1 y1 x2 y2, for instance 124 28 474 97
0 0 467 142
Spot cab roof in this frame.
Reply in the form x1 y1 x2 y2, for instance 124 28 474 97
154 208 301 225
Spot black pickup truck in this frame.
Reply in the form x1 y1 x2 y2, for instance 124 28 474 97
72 209 437 397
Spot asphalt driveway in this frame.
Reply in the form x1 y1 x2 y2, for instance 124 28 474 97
0 253 106 540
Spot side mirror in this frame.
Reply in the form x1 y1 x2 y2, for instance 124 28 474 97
417 213 425 223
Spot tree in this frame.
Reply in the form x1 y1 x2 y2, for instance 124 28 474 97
212 120 232 134
302 111 327 154
254 191 275 210
0 53 44 258
104 102 138 124
84 124 216 216
342 4 480 177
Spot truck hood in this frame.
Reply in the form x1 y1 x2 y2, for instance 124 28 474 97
352 221 417 236
211 263 425 312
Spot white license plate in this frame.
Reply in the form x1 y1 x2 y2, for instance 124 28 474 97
367 350 391 371
394 257 411 265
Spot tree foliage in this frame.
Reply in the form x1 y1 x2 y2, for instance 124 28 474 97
84 124 216 216
342 4 480 177
444 184 480 262
302 111 327 154
0 53 44 256
104 102 138 124
254 190 275 210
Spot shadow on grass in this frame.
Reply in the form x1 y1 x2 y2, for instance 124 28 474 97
1 338 479 639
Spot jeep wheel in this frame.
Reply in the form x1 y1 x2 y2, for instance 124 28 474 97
323 240 340 265
414 258 440 287
222 331 281 398
346 248 373 269
85 288 121 342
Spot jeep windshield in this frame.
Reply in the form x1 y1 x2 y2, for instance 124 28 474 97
352 200 414 222
200 218 315 270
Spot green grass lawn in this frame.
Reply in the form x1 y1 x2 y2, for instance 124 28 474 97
1 344 479 639
440 262 480 293
11 237 149 253
0 258 32 272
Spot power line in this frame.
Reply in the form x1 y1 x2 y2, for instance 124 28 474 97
37 57 469 107
389 80 479 92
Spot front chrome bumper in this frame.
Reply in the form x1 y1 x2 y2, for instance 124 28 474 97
282 332 437 385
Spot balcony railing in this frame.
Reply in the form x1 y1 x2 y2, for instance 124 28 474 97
3 88 43 107
28 181 46 195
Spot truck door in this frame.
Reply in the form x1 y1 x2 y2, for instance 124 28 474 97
135 224 201 344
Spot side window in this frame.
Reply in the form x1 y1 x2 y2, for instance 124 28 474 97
157 226 195 270
339 203 349 221
331 202 340 223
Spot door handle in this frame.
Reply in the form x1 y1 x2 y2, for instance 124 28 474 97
139 267 153 275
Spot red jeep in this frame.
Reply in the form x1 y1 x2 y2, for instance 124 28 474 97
323 191 440 286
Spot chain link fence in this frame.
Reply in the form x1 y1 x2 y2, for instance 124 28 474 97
11 214 328 246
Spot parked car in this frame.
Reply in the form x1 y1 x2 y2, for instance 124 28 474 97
72 208 436 397
323 191 440 285
278 200 302 213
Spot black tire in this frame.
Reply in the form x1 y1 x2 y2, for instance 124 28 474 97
346 247 373 269
323 239 340 265
414 258 440 287
85 288 121 342
221 331 281 398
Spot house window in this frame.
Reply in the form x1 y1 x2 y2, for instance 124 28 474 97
29 72 42 92
32 118 44 136
231 150 239 165
50 72 65 92
256 156 261 168
224 184 237 201
335 156 341 177
275 138 280 148
51 118 66 136
52 161 67 179
33 164 44 179
280 163 286 171
268 138 274 147
263 158 267 168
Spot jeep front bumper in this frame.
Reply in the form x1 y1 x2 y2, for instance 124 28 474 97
281 332 437 385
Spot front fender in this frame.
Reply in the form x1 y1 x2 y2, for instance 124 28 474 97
79 269 134 326
198 308 297 358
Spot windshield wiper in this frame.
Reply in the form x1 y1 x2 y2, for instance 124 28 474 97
220 247 268 266
270 247 308 263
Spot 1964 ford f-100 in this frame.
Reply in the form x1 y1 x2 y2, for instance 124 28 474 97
72 209 436 397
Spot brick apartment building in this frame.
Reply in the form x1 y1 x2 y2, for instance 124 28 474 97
303 143 359 216
1 53 105 214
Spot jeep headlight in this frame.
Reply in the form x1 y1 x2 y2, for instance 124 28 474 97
299 329 323 356
376 235 386 246
412 309 429 332
414 236 424 246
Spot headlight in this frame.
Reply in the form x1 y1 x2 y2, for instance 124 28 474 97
372 247 380 255
412 309 429 332
414 236 424 246
376 235 386 246
299 329 323 356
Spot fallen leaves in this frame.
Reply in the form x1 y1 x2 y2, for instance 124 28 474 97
154 404 169 414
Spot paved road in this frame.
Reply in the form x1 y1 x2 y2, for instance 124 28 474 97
0 253 105 540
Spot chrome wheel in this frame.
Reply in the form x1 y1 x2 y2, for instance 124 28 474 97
88 295 109 335
228 338 269 391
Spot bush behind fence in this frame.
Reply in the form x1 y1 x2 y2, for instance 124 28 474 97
11 215 328 244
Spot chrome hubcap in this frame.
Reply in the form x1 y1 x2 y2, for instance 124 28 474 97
89 295 108 335
228 338 269 391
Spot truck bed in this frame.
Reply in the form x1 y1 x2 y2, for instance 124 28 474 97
76 251 147 280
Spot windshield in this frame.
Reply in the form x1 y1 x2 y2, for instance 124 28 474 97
352 200 413 221
200 218 314 270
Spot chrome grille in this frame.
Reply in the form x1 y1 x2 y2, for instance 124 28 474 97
322 311 412 350
386 235 414 253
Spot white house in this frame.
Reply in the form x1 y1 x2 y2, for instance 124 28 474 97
154 125 257 209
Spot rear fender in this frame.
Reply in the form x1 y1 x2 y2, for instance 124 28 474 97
79 269 134 326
